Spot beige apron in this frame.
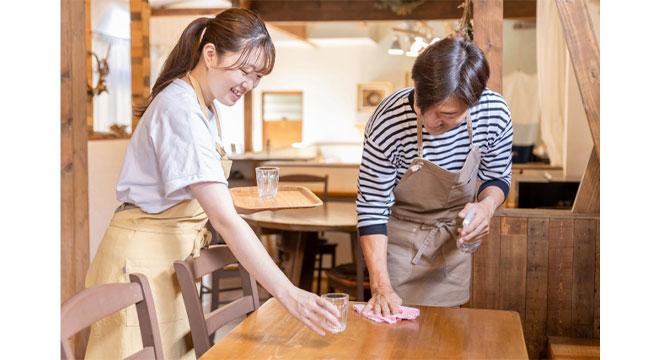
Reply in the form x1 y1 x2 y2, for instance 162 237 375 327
386 114 481 307
84 74 230 360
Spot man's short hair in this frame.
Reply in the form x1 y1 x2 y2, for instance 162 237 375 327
411 37 490 114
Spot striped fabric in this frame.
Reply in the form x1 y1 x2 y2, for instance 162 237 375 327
356 87 513 236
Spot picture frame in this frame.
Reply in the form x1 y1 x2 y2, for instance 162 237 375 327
357 81 394 113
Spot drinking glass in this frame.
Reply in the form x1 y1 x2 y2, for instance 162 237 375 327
321 292 349 332
255 167 279 199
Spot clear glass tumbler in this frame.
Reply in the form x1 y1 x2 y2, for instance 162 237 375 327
321 292 349 332
255 166 279 199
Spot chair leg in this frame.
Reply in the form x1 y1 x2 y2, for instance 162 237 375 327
211 270 220 311
315 255 322 295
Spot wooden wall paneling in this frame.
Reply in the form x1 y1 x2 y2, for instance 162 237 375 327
473 0 504 93
572 148 600 213
524 218 549 359
499 217 528 321
470 216 501 309
62 0 90 356
572 219 596 338
555 0 600 158
130 0 151 130
547 219 575 337
594 219 600 338
244 91 253 152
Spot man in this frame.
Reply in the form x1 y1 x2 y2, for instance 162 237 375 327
357 37 512 315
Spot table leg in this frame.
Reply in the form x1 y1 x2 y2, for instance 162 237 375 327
351 231 365 301
298 232 320 292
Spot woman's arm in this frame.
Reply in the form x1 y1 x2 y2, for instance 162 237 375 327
190 181 340 335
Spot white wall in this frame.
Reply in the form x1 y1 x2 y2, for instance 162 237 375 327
252 27 417 150
88 139 129 260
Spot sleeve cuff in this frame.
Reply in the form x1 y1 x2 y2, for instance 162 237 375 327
478 179 510 199
358 223 388 237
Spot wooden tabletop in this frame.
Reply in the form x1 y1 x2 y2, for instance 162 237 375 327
200 298 529 359
240 201 357 233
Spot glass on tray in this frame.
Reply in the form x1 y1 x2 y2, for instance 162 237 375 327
255 166 279 199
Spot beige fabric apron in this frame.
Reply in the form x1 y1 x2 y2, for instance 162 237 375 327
84 73 230 360
386 114 481 307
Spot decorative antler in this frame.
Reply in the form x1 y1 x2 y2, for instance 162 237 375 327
87 44 111 97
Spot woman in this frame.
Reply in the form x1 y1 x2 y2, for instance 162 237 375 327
85 8 340 360
357 37 513 316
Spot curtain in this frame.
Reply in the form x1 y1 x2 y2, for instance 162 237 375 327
536 0 569 166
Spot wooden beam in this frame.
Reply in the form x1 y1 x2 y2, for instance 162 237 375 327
155 1 536 20
270 23 316 47
130 0 151 131
473 0 504 93
556 0 600 158
62 0 90 357
151 7 228 17
572 148 599 213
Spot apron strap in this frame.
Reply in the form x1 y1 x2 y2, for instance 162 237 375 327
466 112 474 145
186 72 229 159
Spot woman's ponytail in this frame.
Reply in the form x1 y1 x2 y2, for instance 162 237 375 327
135 17 210 118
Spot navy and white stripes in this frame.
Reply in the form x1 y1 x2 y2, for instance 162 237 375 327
356 88 513 236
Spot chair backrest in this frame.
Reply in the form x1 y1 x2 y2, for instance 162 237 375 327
279 174 329 202
174 245 260 358
61 273 164 360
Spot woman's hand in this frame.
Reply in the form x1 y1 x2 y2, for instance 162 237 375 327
362 286 402 317
457 200 495 244
278 286 342 336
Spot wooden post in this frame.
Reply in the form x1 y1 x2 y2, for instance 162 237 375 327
556 0 600 158
130 0 151 131
472 0 503 93
62 0 90 356
244 92 253 152
555 0 600 213
85 0 93 132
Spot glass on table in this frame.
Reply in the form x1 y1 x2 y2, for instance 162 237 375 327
255 166 279 199
321 292 349 332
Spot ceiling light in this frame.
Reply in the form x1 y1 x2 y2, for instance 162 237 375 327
387 36 404 55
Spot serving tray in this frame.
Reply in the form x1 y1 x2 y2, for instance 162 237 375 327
230 185 323 213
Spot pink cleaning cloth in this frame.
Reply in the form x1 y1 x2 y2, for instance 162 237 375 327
353 303 420 324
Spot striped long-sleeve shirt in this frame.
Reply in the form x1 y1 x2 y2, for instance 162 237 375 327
356 87 513 236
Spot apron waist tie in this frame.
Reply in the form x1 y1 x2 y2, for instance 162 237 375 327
191 226 212 258
411 222 455 265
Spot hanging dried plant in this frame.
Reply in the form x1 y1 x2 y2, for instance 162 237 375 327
450 0 474 41
375 0 428 16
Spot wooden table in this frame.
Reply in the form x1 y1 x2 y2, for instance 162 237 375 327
200 298 529 359
240 201 365 300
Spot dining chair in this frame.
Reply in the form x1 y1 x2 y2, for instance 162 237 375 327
278 174 338 294
174 245 260 358
61 273 164 360
326 263 371 300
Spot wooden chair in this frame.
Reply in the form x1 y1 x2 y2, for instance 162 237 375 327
174 245 260 358
61 273 164 360
547 336 600 360
278 174 338 294
326 263 371 300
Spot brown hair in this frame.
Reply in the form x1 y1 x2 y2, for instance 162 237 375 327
137 8 275 117
411 37 489 114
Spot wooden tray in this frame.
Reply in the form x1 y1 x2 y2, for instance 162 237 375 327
230 186 323 213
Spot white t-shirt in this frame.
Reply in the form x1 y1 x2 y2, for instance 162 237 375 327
116 78 227 213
